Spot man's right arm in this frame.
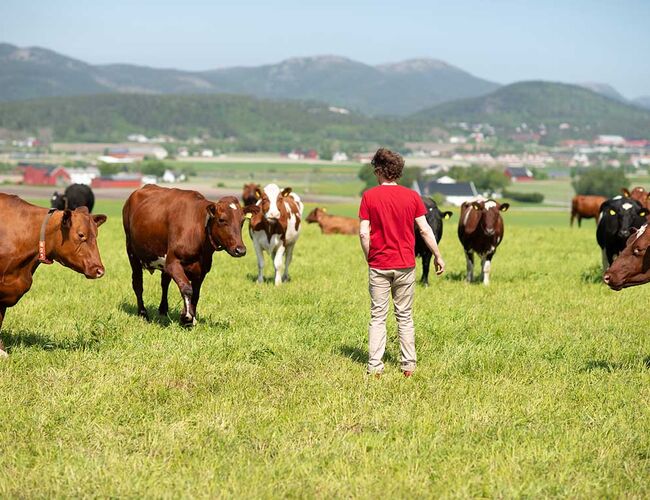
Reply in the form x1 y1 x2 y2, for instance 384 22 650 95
415 216 445 275
359 219 370 261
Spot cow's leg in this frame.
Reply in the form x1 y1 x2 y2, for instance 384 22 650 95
570 210 575 227
420 253 431 287
601 248 609 271
273 245 286 286
465 250 474 283
578 215 582 228
189 275 205 326
253 238 265 283
0 306 7 358
481 254 494 286
158 272 171 316
282 243 295 282
127 250 148 319
165 258 194 327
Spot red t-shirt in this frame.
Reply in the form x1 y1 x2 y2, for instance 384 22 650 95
359 184 427 269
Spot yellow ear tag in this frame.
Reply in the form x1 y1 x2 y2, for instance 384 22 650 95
322 208 328 213
245 212 252 219
609 209 616 216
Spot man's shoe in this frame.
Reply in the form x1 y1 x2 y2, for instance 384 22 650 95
403 370 414 378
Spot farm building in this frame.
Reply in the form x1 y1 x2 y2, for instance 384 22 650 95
20 163 70 186
504 166 534 182
415 180 478 206
91 173 142 188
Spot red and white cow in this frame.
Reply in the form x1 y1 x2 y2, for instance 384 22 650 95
248 183 303 286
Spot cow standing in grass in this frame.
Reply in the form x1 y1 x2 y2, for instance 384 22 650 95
570 195 607 227
51 184 96 212
306 207 359 235
458 199 509 285
122 185 247 326
0 194 107 357
415 198 452 286
596 196 647 270
248 184 303 286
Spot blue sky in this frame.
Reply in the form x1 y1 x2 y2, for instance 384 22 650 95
1 0 648 97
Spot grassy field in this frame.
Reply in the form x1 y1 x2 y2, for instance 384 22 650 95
1 199 649 497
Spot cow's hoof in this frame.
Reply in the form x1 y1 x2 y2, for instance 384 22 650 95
158 307 168 316
138 309 149 321
0 349 8 358
282 275 291 283
180 314 195 328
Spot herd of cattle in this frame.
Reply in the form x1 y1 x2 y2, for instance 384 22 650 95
1 181 650 356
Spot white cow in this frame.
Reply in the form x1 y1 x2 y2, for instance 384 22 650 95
248 183 303 286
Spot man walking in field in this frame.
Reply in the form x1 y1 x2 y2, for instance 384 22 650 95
359 148 445 377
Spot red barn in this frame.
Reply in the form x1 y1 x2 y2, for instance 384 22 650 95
21 165 70 186
504 166 534 182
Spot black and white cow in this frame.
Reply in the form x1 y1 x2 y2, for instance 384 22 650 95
597 196 647 269
51 184 95 212
415 197 452 286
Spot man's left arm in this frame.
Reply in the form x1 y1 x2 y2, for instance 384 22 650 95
359 219 370 261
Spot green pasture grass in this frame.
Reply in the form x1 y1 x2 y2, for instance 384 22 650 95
169 160 360 175
1 200 649 497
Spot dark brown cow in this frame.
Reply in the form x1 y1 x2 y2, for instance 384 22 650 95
623 186 650 210
0 194 107 356
242 183 260 207
603 223 650 290
458 199 509 285
306 207 359 235
571 195 607 227
123 185 247 326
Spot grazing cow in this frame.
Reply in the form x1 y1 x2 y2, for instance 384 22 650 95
51 184 95 212
123 185 247 326
458 199 509 285
570 195 607 227
306 207 359 235
622 186 650 210
596 196 647 270
249 183 303 286
242 183 260 207
0 194 106 357
603 224 650 290
415 198 452 286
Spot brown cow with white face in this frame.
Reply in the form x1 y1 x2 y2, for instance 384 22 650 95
0 193 107 357
123 185 246 326
623 186 650 211
571 195 607 227
458 198 509 285
603 223 650 290
306 207 359 235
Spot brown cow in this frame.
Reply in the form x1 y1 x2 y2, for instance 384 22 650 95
623 186 650 210
306 207 359 235
0 194 107 357
242 183 260 207
123 185 246 326
458 199 509 285
571 195 607 227
603 223 650 290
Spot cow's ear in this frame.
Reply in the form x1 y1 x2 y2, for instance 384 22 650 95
76 206 89 214
443 211 453 219
471 201 481 210
281 187 292 197
243 204 261 216
93 214 107 227
500 203 510 212
322 207 328 213
255 187 263 199
61 209 73 228
207 203 217 218
622 188 631 197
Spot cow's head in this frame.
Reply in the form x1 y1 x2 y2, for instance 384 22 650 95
51 191 66 210
256 183 292 221
598 197 647 240
622 186 650 208
465 199 508 235
604 224 650 290
207 196 247 257
242 183 260 207
306 207 327 223
53 206 107 279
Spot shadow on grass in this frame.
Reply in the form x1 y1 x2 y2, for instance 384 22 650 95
582 356 650 372
338 345 395 365
119 301 172 326
2 329 100 352
581 264 604 284
119 301 232 330
245 273 277 285
444 271 467 282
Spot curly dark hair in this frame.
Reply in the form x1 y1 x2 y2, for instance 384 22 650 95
371 148 404 181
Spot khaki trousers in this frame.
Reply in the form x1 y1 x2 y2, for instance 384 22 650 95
367 267 416 374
